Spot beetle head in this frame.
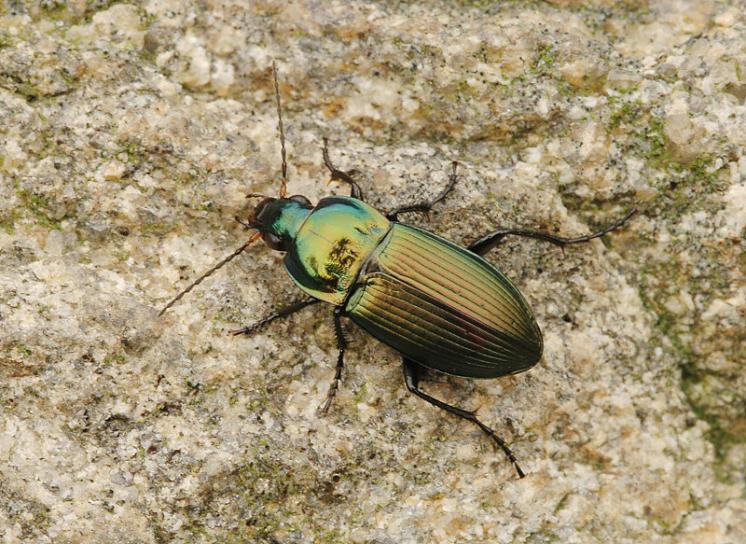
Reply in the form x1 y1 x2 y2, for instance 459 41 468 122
249 195 313 251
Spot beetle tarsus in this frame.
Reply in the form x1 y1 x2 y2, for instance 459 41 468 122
318 308 347 415
402 359 525 479
230 297 318 336
322 137 365 201
386 161 459 221
470 415 525 479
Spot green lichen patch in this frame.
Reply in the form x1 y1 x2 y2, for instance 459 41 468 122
637 247 745 482
653 154 727 218
136 221 173 237
0 484 52 541
178 451 350 543
0 30 13 48
102 352 126 366
456 0 545 9
0 207 20 234
607 97 644 130
16 189 63 229
682 365 746 460
533 43 559 76
5 0 134 25
1 341 46 378
604 107 727 217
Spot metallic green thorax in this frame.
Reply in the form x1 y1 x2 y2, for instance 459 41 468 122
263 200 312 240
284 197 391 305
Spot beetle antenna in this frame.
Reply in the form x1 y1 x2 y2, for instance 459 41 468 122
158 231 262 316
272 61 288 198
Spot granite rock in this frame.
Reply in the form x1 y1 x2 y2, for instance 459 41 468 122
1 1 744 543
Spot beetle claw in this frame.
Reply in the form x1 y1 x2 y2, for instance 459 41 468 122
317 399 332 415
230 324 258 336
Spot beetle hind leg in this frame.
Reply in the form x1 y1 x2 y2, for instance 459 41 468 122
386 161 459 221
318 307 347 415
403 358 525 479
468 208 637 256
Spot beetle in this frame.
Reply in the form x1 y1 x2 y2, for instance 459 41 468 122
159 63 635 478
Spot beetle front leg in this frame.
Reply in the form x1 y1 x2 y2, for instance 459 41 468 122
318 307 347 415
230 297 319 336
402 358 525 478
468 208 637 256
386 161 458 221
322 137 365 201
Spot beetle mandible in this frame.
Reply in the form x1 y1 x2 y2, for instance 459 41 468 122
159 63 636 478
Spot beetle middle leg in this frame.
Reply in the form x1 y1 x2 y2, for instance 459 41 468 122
468 208 637 256
318 307 347 414
402 358 525 478
231 297 319 336
386 161 459 221
322 137 365 201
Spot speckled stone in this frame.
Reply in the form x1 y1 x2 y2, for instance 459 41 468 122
1 1 744 543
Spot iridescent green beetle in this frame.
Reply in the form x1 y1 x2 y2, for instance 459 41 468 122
160 64 635 478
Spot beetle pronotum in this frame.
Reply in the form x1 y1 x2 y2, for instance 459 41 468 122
160 63 635 478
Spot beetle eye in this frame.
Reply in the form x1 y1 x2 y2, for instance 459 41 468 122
262 232 286 251
288 195 311 207
251 197 276 227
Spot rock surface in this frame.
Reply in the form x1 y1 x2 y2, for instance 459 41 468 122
1 1 744 543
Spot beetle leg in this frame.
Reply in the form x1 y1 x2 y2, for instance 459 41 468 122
386 161 459 221
230 297 319 336
322 137 365 201
402 358 526 478
318 307 347 414
468 208 637 256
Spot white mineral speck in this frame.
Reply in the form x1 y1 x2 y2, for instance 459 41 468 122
103 159 127 181
176 35 211 89
720 182 746 238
